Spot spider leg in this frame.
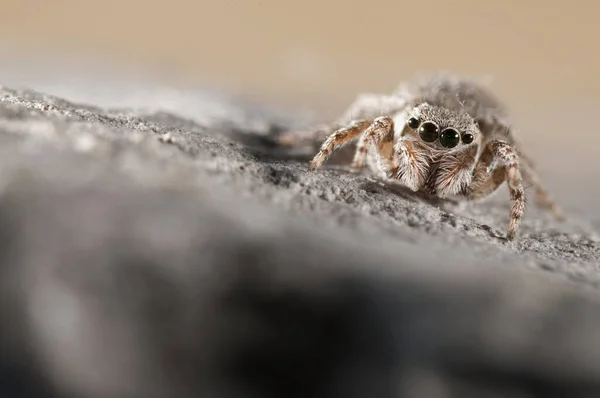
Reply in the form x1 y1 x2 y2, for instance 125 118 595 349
466 140 525 241
518 156 565 221
350 116 396 172
309 119 370 170
478 117 564 221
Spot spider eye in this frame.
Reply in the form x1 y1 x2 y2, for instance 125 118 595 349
439 128 460 148
418 121 439 142
462 133 474 144
407 117 420 129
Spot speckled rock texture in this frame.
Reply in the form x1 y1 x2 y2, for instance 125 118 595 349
1 84 599 398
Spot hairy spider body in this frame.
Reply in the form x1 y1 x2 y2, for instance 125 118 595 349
279 74 563 241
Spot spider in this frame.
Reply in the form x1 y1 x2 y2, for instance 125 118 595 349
278 74 564 241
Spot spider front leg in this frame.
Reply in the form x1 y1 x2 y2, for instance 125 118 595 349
309 119 370 170
468 140 526 241
350 116 396 172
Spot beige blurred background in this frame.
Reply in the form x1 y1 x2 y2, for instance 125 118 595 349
0 0 598 209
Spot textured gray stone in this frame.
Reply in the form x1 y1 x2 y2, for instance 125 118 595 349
0 84 599 398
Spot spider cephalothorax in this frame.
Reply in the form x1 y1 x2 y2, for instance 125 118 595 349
394 103 484 198
278 74 564 241
405 103 480 150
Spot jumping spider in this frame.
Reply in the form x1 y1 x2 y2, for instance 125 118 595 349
278 74 563 241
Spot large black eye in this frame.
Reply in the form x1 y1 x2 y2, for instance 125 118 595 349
462 133 474 144
407 117 420 129
418 121 439 142
439 128 460 148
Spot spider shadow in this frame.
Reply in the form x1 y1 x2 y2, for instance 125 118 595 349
230 128 462 206
358 178 459 208
228 129 510 241
229 127 358 165
359 179 510 241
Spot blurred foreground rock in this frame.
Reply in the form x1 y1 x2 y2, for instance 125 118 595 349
1 85 599 398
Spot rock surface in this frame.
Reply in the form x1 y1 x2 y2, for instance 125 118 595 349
0 84 599 398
